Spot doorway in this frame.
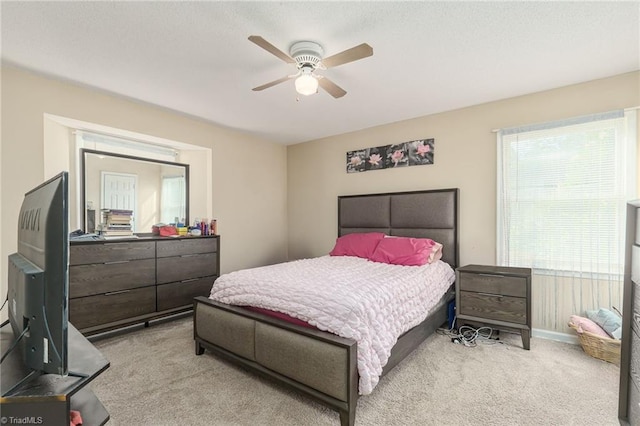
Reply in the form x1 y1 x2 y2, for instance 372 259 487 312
101 171 137 230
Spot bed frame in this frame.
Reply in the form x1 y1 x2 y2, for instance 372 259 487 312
193 188 459 425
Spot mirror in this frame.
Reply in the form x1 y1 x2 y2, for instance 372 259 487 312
81 149 189 234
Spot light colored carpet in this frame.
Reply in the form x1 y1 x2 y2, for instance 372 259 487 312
91 317 619 425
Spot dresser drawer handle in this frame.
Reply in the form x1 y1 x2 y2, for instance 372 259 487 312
104 289 131 296
181 278 199 283
104 260 130 265
180 254 200 258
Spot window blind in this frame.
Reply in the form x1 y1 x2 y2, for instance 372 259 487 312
77 131 178 162
497 110 636 277
160 175 186 224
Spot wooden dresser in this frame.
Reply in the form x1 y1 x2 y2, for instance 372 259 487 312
619 200 640 424
455 264 532 350
69 235 219 335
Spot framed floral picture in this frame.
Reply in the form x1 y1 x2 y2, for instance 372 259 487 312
346 149 366 173
365 146 387 171
386 143 409 168
346 138 434 173
407 138 434 166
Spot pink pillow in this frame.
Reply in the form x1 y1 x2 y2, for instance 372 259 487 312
329 232 385 259
569 315 609 337
369 237 441 266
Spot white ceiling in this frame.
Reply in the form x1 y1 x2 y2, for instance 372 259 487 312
2 1 639 145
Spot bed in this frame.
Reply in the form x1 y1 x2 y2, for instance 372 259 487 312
193 188 459 425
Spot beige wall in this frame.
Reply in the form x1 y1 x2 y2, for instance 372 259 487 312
288 71 639 261
287 71 640 334
1 65 288 320
2 63 638 334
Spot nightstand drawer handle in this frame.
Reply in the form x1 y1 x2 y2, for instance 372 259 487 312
478 273 505 278
477 292 503 298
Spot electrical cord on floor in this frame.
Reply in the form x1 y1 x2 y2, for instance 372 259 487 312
437 317 510 348
0 293 8 312
436 316 459 338
457 325 498 347
0 324 29 364
0 293 8 328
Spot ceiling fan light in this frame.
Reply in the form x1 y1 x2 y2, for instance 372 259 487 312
295 74 318 96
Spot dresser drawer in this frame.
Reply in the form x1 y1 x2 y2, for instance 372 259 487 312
458 272 527 298
632 280 640 336
633 245 640 284
70 241 155 265
157 276 215 311
636 208 640 244
630 327 640 385
629 378 640 425
70 286 156 329
157 252 218 284
156 237 218 258
69 258 156 298
459 291 527 324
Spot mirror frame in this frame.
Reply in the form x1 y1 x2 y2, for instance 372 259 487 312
81 148 190 233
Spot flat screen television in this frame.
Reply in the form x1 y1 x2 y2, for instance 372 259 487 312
6 171 69 376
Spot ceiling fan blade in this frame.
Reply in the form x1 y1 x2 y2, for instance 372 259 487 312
321 43 373 69
248 35 295 64
252 75 294 92
318 77 347 98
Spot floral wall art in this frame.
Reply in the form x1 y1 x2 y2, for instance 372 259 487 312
346 138 434 173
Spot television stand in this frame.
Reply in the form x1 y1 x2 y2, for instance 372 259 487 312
0 323 110 425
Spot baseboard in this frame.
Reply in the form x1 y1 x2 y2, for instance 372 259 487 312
532 328 579 345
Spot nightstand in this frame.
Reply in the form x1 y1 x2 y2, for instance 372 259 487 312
455 264 532 350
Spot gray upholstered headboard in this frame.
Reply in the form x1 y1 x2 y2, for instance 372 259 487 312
338 189 459 268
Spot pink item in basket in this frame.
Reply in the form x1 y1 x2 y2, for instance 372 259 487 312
569 314 609 337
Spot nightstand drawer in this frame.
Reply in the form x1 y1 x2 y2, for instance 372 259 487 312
458 271 527 298
459 291 527 324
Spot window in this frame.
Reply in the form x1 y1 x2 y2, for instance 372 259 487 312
497 110 636 277
160 175 186 224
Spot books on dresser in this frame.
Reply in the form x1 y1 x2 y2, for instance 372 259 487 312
101 209 134 236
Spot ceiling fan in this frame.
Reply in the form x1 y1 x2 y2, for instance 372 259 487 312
248 35 373 99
